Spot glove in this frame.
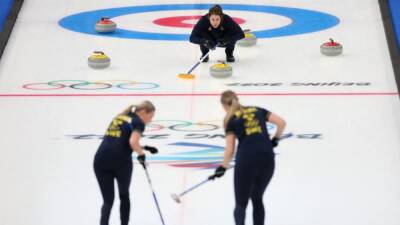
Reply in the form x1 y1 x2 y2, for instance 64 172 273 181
209 165 227 180
200 39 216 50
143 145 158 154
137 154 146 168
271 137 280 148
217 38 230 47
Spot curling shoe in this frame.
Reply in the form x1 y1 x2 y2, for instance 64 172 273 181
226 55 235 62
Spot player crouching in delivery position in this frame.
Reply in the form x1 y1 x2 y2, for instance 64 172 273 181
190 5 245 62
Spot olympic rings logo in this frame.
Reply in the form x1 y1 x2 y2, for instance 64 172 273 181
146 120 276 132
22 80 159 90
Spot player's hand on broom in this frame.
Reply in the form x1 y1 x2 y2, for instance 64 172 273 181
271 137 280 148
137 154 146 168
209 165 227 180
201 38 216 50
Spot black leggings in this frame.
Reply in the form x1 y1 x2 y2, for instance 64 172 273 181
94 158 133 225
234 157 275 225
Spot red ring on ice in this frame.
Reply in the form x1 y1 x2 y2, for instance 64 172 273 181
153 15 246 28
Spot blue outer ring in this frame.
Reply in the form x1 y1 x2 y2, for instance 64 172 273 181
59 4 339 41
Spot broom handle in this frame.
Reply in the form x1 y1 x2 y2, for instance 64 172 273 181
186 50 211 74
186 43 219 74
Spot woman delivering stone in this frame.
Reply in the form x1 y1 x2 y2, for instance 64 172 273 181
190 5 245 62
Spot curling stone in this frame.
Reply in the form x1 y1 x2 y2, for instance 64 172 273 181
210 61 232 78
320 39 343 56
88 51 111 69
237 29 257 47
95 17 117 33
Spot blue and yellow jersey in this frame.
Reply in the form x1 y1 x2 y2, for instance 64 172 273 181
225 106 274 158
98 112 145 156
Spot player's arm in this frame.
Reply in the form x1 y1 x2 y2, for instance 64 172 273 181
268 113 286 139
129 131 144 155
222 133 236 168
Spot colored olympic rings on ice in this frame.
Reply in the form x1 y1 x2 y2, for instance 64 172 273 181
146 120 276 132
22 80 159 90
147 120 220 132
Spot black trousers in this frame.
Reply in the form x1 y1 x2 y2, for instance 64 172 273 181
200 41 236 57
94 155 133 225
234 156 275 225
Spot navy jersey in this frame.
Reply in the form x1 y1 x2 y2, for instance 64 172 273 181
190 14 245 44
225 107 274 160
97 112 145 158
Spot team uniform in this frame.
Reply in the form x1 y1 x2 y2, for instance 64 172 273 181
93 112 145 225
190 14 245 60
225 106 275 225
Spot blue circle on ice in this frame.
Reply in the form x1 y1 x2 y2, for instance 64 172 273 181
59 4 340 40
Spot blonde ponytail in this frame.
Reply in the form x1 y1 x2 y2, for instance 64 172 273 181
134 100 156 113
221 90 242 128
118 101 155 117
119 105 136 116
